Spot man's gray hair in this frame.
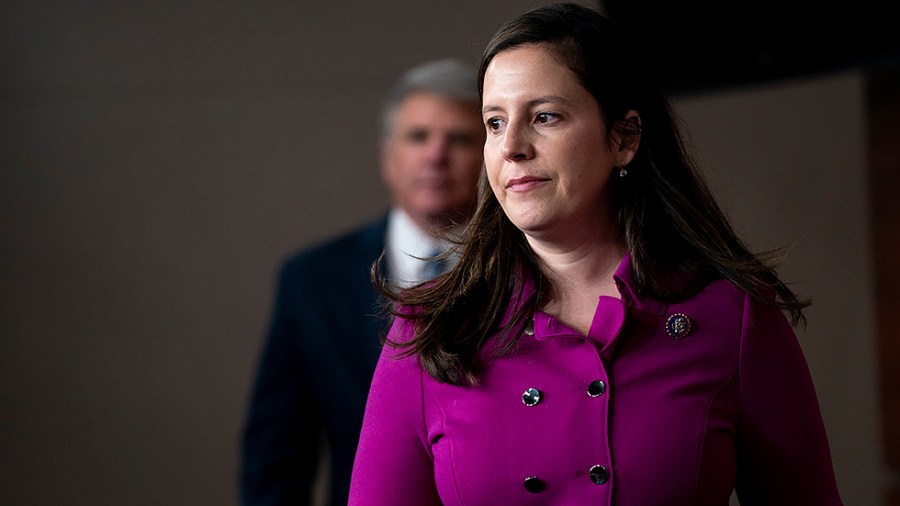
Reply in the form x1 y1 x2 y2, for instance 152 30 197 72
381 58 480 137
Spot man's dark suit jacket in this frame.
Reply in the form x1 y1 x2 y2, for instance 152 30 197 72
241 216 390 506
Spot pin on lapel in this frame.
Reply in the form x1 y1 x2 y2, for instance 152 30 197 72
666 313 692 338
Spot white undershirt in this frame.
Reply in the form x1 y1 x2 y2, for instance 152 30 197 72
386 208 459 288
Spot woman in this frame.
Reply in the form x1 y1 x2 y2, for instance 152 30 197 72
349 3 843 505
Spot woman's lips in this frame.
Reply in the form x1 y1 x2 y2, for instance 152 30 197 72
506 175 549 192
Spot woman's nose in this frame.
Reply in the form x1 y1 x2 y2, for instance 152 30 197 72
501 123 534 161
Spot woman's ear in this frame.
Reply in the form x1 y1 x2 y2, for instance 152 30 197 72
613 110 641 167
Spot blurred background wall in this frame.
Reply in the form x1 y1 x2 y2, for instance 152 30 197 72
1 1 896 505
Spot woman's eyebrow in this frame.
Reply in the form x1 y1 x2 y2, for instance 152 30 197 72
482 95 571 115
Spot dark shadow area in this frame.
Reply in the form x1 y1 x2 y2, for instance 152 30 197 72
602 1 900 96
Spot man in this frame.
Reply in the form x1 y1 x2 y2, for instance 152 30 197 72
240 58 485 506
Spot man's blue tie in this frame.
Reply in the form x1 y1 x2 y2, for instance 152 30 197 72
420 247 447 281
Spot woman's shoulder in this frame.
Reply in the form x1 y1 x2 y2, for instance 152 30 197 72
679 276 788 327
673 276 774 314
379 304 423 358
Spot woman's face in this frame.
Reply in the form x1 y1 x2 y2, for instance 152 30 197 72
481 44 628 244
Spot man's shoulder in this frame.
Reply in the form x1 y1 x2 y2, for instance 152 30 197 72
281 216 388 273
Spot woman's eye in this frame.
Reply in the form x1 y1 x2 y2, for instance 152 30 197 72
486 118 505 131
535 112 557 124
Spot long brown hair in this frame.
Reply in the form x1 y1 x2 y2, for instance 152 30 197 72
374 2 809 386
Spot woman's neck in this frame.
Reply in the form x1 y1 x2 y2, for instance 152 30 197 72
529 232 626 336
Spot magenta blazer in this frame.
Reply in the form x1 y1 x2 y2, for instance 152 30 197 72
349 254 843 505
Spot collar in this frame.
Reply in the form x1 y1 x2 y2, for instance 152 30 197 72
385 207 458 287
511 250 667 319
499 252 666 355
612 252 667 315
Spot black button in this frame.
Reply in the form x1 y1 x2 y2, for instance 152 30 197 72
522 387 542 406
589 465 609 485
523 476 546 493
587 380 606 397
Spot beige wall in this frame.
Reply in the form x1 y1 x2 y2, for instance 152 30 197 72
675 73 884 505
0 2 886 504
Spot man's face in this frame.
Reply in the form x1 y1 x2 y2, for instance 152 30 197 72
381 92 485 230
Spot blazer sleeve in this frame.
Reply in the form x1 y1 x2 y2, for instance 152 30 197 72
348 316 443 506
240 260 321 505
734 291 844 505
